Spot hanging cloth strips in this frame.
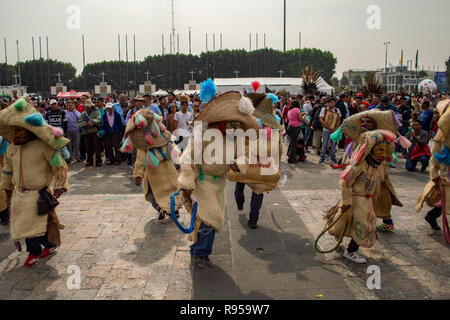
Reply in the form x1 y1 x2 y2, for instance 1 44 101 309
198 165 224 212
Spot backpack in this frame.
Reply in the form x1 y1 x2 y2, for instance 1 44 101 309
311 105 323 130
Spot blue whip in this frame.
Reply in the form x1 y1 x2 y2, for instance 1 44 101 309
170 188 198 234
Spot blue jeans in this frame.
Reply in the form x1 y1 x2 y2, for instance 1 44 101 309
190 222 215 257
234 182 264 221
321 130 336 160
406 155 429 171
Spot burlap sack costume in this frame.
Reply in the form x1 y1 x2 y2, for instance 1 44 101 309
178 91 260 243
338 110 403 219
416 99 450 214
0 97 68 245
326 130 396 248
124 108 179 212
227 93 282 194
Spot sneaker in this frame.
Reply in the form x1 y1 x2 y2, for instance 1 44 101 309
319 158 325 164
425 215 441 231
389 163 396 168
331 158 337 164
237 204 243 211
248 219 258 229
158 209 166 220
343 249 367 264
40 247 57 258
24 254 39 267
377 223 395 232
200 256 215 269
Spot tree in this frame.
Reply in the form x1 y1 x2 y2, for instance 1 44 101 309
417 70 428 79
341 76 349 87
3 47 337 93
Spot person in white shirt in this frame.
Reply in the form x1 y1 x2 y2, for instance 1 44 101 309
174 101 194 147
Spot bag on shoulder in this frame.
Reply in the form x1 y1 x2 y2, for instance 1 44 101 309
37 187 59 215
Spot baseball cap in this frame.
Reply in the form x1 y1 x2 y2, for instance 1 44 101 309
105 102 114 109
50 99 57 104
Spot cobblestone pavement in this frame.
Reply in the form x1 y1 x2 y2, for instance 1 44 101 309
0 146 448 300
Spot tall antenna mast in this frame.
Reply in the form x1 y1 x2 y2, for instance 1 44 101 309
171 0 176 55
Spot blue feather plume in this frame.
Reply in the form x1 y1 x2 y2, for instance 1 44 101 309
0 137 8 156
267 93 278 106
434 145 450 166
200 78 216 103
24 113 45 126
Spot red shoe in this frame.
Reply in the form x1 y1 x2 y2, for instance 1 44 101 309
24 254 39 267
40 247 57 258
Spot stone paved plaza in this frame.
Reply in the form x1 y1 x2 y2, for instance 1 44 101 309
0 147 448 300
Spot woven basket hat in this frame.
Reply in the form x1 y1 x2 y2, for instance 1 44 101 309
247 93 283 130
124 108 171 151
341 110 397 142
196 92 261 131
0 97 69 150
437 99 450 146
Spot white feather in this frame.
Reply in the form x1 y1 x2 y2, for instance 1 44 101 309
237 96 254 115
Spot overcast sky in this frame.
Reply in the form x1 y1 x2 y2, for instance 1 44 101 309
1 0 449 79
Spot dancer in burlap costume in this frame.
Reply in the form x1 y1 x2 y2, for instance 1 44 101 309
228 91 283 228
121 108 180 220
0 97 68 266
332 110 405 232
318 130 397 263
178 79 260 268
416 99 450 232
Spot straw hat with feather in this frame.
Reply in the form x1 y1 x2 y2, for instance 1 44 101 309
196 91 261 131
247 93 283 130
124 108 172 151
0 97 69 150
341 110 398 142
437 99 450 146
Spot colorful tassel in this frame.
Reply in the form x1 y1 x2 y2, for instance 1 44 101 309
49 151 63 167
330 126 343 142
434 145 450 165
13 98 26 111
200 78 216 103
60 146 71 160
256 119 263 128
397 135 412 149
120 137 133 153
352 143 367 164
251 81 260 93
144 150 160 169
149 119 161 137
24 113 45 126
340 165 354 182
144 131 154 146
263 127 272 139
134 114 147 128
49 125 63 137
378 129 396 143
267 93 279 106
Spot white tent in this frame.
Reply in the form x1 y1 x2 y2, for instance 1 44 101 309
153 89 169 97
214 77 334 95
316 76 334 95
173 89 200 95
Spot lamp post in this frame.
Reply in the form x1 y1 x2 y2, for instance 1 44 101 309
383 41 390 91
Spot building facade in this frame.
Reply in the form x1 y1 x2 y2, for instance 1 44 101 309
341 69 376 92
375 65 423 94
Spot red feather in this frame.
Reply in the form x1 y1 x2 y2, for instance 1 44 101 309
251 81 260 93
